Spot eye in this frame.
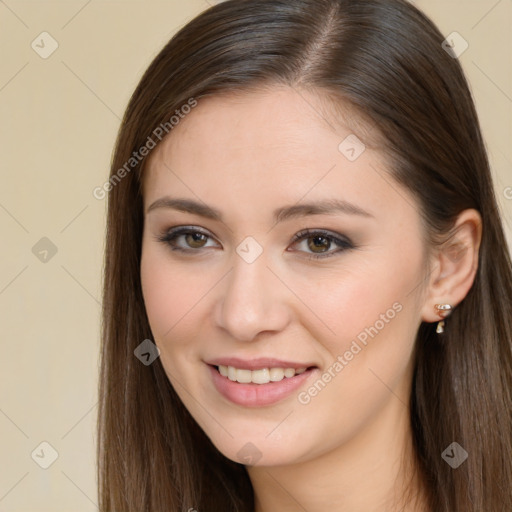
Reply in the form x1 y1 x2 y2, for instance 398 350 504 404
156 226 354 260
156 226 218 252
288 229 353 260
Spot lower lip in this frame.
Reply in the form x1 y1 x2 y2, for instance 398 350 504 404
208 365 316 407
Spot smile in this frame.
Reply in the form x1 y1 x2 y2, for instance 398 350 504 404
217 365 307 384
207 361 318 407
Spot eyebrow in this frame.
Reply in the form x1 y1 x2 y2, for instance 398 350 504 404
146 197 375 223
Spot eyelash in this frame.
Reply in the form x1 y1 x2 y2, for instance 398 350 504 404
156 226 354 260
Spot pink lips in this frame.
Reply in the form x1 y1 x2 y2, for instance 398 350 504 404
206 358 318 407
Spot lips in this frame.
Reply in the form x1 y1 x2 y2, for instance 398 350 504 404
206 357 318 407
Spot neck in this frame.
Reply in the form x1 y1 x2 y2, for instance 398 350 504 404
247 395 430 512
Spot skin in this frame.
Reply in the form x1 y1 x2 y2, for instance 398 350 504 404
140 86 482 512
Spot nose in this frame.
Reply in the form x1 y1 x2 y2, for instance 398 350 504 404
214 250 291 342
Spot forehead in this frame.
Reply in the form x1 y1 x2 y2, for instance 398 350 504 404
142 87 416 227
147 86 375 167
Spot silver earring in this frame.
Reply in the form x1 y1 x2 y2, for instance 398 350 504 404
434 304 452 333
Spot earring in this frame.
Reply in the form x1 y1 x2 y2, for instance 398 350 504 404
434 304 452 333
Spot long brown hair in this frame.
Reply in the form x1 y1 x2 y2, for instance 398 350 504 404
97 0 512 510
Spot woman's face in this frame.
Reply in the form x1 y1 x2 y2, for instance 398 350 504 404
140 87 429 466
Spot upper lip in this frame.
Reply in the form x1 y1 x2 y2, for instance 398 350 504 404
205 357 316 370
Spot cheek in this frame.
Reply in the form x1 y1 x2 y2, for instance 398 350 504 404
140 245 200 344
140 252 206 394
140 252 176 339
140 243 229 379
288 256 422 447
291 243 423 377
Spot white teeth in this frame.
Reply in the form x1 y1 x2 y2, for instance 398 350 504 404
252 368 270 384
284 368 295 378
217 365 308 384
269 368 284 381
236 369 252 384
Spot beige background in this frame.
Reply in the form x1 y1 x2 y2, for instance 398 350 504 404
0 1 510 510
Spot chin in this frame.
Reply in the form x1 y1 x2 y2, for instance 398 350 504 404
200 425 306 468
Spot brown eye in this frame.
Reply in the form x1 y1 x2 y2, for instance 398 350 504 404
157 226 354 260
184 232 208 248
307 235 331 253
157 227 218 253
290 229 353 260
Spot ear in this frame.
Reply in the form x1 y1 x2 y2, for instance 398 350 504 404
420 208 482 323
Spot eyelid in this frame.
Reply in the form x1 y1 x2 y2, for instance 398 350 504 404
156 225 354 259
155 225 219 249
288 228 353 259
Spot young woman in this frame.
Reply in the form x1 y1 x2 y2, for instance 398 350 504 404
97 0 512 510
